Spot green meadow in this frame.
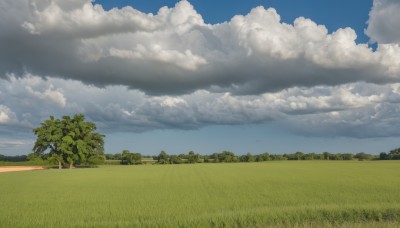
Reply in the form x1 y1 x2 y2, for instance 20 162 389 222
1 161 400 227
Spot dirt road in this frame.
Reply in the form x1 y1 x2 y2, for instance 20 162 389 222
0 166 45 173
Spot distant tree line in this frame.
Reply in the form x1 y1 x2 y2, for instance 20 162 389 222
3 147 400 165
101 148 400 165
0 154 27 162
379 148 400 160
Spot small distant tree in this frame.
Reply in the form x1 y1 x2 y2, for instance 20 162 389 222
323 152 331 160
114 153 122 160
187 151 200 164
170 155 183 164
211 153 220 163
256 153 271 162
354 152 372 161
105 154 114 160
302 153 315 160
255 155 264 162
294 152 304 160
132 153 142 164
272 154 287 160
240 153 255 162
389 148 400 160
157 151 170 164
379 152 389 160
329 153 338 160
218 151 237 162
121 150 142 165
121 150 131 164
332 153 343 160
342 153 354 160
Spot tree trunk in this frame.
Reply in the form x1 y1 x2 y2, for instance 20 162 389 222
69 162 74 169
57 160 62 169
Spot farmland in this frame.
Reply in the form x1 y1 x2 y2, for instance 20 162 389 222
0 161 399 227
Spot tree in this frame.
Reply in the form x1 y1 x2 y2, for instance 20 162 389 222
240 153 255 162
217 151 237 163
121 150 131 164
389 148 400 160
0 154 28 162
379 152 389 160
302 153 315 160
257 153 271 161
170 155 183 164
354 152 372 161
323 152 331 160
32 114 104 169
211 153 220 163
342 153 354 160
121 150 142 165
187 151 200 164
294 152 304 160
27 152 46 164
157 151 170 164
113 153 122 160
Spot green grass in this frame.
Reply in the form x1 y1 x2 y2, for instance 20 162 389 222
0 161 399 227
103 159 122 165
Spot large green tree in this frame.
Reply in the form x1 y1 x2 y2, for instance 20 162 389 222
32 114 105 169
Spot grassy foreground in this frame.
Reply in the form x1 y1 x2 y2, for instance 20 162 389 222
0 161 399 227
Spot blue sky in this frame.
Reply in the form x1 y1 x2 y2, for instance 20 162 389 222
96 0 372 43
1 0 400 155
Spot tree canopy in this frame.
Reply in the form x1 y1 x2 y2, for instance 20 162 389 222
121 150 142 165
32 114 105 169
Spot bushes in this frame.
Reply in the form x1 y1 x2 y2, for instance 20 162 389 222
120 150 142 165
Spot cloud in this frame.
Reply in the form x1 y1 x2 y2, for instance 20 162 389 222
0 0 399 95
0 139 33 149
108 46 207 71
365 0 400 44
26 84 66 107
285 83 400 138
2 75 400 138
20 0 161 37
0 105 17 124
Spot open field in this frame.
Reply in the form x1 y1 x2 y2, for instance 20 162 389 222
0 161 399 227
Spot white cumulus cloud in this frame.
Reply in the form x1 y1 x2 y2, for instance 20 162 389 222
0 0 399 95
2 75 400 138
26 84 67 107
365 0 400 44
0 105 17 124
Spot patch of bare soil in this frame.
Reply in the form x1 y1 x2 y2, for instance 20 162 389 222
0 166 45 173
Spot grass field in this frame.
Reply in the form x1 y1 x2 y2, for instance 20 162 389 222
0 161 399 227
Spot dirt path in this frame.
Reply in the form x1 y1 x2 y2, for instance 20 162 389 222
0 166 45 173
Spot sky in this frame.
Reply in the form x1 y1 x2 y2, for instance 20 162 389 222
1 0 400 155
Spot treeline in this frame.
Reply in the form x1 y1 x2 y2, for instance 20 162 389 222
379 148 400 160
104 148 400 165
2 147 400 165
0 154 28 162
